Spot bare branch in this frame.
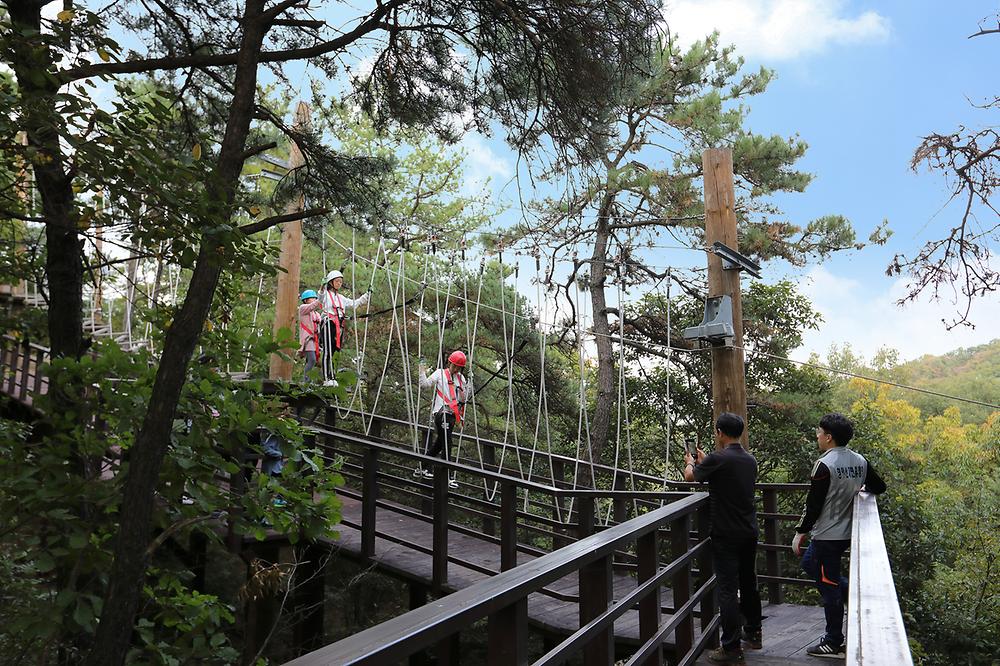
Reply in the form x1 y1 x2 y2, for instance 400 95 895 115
239 206 330 236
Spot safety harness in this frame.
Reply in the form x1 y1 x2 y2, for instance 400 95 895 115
322 289 346 349
435 369 465 425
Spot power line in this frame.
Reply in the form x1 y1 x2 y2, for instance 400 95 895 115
617 333 999 411
756 351 1000 411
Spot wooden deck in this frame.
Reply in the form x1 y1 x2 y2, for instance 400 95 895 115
694 603 831 664
312 493 827 660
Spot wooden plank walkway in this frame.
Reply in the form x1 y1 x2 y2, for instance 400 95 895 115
693 603 831 665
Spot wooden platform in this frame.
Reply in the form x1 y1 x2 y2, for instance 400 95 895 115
694 603 831 665
313 493 826 659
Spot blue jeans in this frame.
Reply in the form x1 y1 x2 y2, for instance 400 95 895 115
801 539 849 646
261 432 284 477
302 350 318 381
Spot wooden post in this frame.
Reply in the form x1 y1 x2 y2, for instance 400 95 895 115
637 530 663 666
432 465 449 590
577 496 595 540
580 554 613 666
670 514 693 657
362 449 378 558
763 488 783 603
500 482 517 571
408 583 431 666
269 101 311 380
702 148 748 446
488 597 528 666
697 499 719 648
292 542 327 655
243 541 282 662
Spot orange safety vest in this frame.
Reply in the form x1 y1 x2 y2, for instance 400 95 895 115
323 290 345 349
435 369 465 425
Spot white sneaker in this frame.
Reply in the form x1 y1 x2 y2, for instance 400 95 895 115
448 479 459 489
421 469 434 479
322 379 338 387
413 467 424 477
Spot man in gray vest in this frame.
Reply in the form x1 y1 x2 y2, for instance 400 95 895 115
793 413 886 659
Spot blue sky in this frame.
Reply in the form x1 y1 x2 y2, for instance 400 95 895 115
459 0 1000 363
33 1 995 363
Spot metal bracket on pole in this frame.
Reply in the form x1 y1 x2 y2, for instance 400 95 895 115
711 241 762 279
682 294 736 347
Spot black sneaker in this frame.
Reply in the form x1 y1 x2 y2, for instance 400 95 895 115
806 639 845 659
742 629 762 650
707 646 745 664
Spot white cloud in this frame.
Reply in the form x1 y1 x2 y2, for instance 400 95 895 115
792 264 1000 363
664 0 890 61
459 133 512 196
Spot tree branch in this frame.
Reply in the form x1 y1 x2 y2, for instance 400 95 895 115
59 0 408 82
239 206 330 235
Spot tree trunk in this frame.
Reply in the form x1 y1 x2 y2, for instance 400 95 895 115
86 3 269 664
8 2 84 366
585 193 617 487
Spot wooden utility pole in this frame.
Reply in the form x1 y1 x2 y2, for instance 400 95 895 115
269 101 310 380
702 148 748 446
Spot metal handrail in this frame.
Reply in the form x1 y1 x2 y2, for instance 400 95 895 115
846 492 913 665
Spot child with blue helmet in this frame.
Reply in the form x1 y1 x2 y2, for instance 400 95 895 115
298 289 322 381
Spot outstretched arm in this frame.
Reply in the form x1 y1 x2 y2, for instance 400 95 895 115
419 366 439 388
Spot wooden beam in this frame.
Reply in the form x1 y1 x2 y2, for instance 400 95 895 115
269 101 310 380
702 148 749 446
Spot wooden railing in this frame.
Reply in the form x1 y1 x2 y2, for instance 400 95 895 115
319 405 814 601
0 334 49 406
846 492 913 665
285 493 715 666
311 423 698 589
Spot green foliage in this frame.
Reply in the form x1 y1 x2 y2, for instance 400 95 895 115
891 339 1000 425
625 280 832 481
0 333 343 663
826 363 1000 665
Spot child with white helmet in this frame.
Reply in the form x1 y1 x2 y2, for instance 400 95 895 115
297 289 323 382
317 269 369 386
416 350 474 488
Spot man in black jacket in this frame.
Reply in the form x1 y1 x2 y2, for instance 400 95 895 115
685 413 762 664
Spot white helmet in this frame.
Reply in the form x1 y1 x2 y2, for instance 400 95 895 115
324 269 344 283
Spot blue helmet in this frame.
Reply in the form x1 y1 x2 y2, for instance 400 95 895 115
300 289 318 302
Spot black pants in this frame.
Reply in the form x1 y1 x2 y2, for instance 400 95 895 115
318 318 343 381
424 411 456 461
712 535 762 650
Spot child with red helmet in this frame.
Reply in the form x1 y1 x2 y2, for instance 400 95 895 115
416 350 473 488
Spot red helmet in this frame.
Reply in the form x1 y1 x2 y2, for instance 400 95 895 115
448 350 467 368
